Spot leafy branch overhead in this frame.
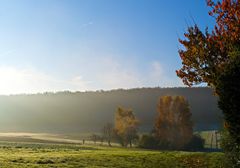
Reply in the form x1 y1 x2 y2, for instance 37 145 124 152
177 0 240 87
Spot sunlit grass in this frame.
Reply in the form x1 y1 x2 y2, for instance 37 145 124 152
0 141 224 168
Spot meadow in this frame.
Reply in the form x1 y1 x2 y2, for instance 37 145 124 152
0 140 224 168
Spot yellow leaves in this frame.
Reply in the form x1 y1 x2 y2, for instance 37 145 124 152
155 96 193 149
114 107 138 136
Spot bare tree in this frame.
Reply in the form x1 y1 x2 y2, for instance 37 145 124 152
103 123 114 146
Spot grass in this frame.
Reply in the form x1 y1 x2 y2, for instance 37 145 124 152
0 141 224 168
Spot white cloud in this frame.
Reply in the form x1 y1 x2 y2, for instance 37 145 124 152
0 66 92 95
80 21 93 28
70 76 92 90
0 60 183 95
94 57 142 89
150 61 163 79
148 61 184 87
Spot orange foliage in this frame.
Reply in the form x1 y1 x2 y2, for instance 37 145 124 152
177 0 240 88
154 96 193 149
114 107 139 147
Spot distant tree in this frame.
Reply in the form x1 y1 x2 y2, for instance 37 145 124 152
154 96 193 149
114 107 139 147
90 134 101 145
102 123 114 146
112 129 125 147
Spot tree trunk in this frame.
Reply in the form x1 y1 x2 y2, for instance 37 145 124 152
129 140 132 148
108 140 111 146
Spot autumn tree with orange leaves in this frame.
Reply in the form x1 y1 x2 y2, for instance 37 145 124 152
177 0 240 87
154 96 193 150
114 107 139 147
177 0 240 165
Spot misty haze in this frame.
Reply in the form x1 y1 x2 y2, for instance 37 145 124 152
0 0 239 167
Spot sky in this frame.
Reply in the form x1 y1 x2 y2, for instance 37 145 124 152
0 0 215 95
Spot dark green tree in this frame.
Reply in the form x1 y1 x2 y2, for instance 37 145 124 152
216 53 240 167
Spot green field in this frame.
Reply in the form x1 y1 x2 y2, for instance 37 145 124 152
0 141 224 168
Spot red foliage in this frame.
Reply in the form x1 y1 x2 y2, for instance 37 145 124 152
177 0 240 87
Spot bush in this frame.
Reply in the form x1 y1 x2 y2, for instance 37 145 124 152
157 139 171 150
139 135 172 150
138 135 159 149
139 134 205 151
183 134 205 151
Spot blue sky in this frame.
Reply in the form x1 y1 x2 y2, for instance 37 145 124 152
0 0 215 94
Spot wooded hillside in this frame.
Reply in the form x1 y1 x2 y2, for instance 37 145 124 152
0 87 222 133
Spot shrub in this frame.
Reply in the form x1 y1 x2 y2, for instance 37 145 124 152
138 135 159 149
139 134 205 151
183 134 205 151
157 139 171 150
139 134 172 150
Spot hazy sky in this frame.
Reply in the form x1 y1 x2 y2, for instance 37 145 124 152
0 0 214 95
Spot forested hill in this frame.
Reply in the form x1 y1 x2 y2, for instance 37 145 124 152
0 87 222 133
